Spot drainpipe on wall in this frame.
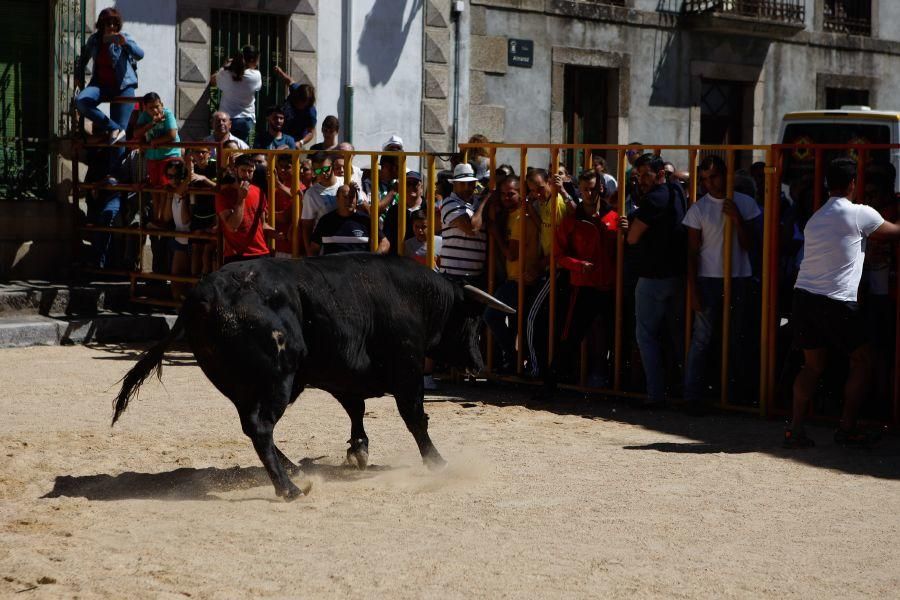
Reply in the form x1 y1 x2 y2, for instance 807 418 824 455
342 0 353 144
451 1 464 150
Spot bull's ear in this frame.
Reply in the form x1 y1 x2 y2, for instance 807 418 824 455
463 285 515 314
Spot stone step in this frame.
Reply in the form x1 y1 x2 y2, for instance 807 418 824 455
0 313 178 348
0 280 166 317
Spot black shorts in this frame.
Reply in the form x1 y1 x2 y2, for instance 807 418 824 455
792 288 868 353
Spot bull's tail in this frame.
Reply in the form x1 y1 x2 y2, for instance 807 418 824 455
112 314 186 425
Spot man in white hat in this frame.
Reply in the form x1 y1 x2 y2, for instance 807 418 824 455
382 135 404 151
439 163 488 285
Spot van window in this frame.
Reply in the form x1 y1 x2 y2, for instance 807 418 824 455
781 122 891 193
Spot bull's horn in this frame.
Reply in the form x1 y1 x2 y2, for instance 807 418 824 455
464 285 516 314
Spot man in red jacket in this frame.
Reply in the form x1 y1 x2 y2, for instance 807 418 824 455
216 153 272 264
535 170 618 399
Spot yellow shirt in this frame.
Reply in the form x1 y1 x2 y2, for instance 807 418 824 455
506 209 541 283
538 193 568 257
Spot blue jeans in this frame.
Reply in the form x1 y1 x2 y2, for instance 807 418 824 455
75 84 136 133
635 277 684 401
684 277 750 403
230 117 254 144
87 193 121 268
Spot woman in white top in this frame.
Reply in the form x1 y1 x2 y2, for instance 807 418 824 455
211 45 262 144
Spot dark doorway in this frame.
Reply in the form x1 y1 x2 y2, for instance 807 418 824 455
700 78 752 168
563 65 615 175
0 0 50 200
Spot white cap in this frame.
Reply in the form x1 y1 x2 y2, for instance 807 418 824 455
382 135 404 150
450 163 478 182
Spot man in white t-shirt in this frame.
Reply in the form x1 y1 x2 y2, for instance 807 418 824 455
205 111 249 158
786 158 900 448
682 155 761 412
301 152 342 256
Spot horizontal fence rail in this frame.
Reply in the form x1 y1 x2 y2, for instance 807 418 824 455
70 137 900 429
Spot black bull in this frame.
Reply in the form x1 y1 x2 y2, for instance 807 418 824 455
113 254 514 500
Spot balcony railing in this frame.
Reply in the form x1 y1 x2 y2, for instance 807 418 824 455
683 0 805 25
823 0 871 36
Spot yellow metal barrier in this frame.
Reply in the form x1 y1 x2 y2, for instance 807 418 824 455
460 142 773 417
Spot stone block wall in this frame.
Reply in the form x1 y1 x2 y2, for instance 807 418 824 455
422 0 453 156
175 0 318 141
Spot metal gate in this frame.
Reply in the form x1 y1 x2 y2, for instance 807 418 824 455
209 10 288 143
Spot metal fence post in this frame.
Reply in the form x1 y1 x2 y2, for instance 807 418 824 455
370 153 380 252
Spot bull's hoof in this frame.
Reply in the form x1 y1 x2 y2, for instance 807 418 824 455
423 451 447 472
346 438 369 470
278 478 312 501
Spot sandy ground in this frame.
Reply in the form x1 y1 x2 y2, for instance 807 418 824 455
0 344 898 599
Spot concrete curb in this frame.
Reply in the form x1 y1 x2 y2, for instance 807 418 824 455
0 314 179 348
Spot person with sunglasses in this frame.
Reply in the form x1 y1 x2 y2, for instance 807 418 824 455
301 152 342 256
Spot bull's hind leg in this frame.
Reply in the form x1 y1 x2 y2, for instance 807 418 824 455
394 379 446 471
336 396 369 469
238 379 307 501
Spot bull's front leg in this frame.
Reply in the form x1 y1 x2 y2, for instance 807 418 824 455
238 396 310 501
394 379 446 471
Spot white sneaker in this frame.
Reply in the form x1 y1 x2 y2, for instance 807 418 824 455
109 129 126 144
423 374 438 391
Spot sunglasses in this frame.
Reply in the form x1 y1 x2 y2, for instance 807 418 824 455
313 166 332 176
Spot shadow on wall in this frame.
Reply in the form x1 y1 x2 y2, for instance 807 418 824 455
648 28 770 109
357 0 423 87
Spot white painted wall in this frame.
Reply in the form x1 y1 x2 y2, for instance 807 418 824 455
94 0 177 110
316 0 424 154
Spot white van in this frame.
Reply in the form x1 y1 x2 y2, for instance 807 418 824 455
778 107 900 192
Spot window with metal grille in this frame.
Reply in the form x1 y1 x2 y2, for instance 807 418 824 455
209 10 288 144
823 0 871 36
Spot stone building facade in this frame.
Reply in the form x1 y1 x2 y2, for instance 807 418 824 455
84 1 900 162
3 0 899 278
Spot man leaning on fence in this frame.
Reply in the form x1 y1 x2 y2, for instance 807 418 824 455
216 153 271 264
439 163 489 286
619 154 687 409
683 155 761 412
785 158 900 449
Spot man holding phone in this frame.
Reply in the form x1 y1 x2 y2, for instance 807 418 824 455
216 154 271 264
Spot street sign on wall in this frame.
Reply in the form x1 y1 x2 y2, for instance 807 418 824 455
508 39 533 68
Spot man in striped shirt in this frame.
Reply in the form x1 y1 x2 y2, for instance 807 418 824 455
439 163 489 285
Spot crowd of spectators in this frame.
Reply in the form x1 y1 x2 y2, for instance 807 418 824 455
76 11 899 443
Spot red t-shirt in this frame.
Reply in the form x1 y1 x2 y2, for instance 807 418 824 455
95 45 116 88
216 185 271 259
554 208 618 291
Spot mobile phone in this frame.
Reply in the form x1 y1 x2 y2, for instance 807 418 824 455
102 33 118 44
